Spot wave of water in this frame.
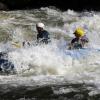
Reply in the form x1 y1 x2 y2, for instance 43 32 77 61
0 7 100 99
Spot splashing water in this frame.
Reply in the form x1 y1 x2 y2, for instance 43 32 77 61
0 8 100 100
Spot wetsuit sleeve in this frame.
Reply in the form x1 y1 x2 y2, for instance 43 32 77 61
71 38 76 44
43 31 50 39
85 37 89 42
68 38 76 50
37 34 39 40
82 35 89 42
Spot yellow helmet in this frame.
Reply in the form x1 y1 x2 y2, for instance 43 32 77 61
74 27 85 37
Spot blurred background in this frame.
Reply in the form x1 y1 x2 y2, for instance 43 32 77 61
0 0 100 11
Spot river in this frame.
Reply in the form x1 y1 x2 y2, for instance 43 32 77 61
0 7 100 100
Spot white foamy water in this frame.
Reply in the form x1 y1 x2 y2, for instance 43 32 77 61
0 8 100 94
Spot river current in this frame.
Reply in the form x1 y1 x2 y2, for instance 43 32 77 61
0 7 100 100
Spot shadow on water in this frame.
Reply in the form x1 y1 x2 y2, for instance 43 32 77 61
0 82 100 100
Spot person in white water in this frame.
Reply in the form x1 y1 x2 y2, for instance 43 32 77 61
69 27 89 49
36 22 50 44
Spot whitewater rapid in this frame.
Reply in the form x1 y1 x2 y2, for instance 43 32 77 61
0 8 100 100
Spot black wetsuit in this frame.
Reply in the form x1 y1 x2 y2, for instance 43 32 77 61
71 35 89 49
37 30 50 44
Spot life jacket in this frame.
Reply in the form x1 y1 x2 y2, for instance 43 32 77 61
70 35 89 49
72 40 83 49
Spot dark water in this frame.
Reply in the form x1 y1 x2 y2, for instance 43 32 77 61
0 82 99 100
1 0 100 11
